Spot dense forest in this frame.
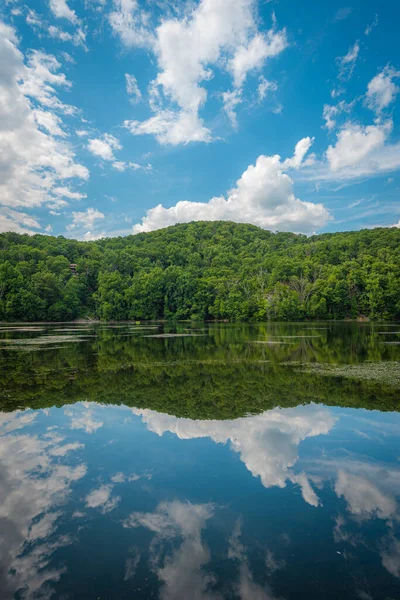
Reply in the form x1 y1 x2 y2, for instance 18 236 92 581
0 221 399 322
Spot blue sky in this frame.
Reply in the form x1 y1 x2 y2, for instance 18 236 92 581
0 0 399 239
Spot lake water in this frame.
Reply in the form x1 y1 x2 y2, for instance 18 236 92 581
0 322 400 600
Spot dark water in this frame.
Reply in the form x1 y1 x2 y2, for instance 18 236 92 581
0 322 400 600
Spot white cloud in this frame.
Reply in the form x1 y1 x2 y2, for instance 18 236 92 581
112 160 152 172
133 138 329 234
322 100 354 131
67 207 105 232
337 41 360 81
125 73 141 102
133 403 336 504
365 65 400 114
76 129 89 137
49 0 79 24
0 207 41 234
365 13 378 36
258 76 277 102
87 134 122 161
48 25 87 49
222 89 242 129
0 23 88 210
109 0 154 48
85 484 120 513
124 109 211 145
34 108 66 136
228 28 287 89
121 0 287 144
326 121 391 171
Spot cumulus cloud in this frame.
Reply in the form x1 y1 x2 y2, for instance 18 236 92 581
87 134 122 161
109 0 154 49
133 403 336 505
365 65 400 114
67 207 105 232
326 121 391 171
0 22 88 214
119 0 287 144
133 138 330 234
112 160 152 172
49 0 79 24
228 28 287 89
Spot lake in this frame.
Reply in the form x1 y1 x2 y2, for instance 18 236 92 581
0 322 400 600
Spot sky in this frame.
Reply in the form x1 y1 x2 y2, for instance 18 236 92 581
0 0 399 240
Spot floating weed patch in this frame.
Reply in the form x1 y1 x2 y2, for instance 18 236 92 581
0 335 93 346
142 333 206 338
291 361 400 388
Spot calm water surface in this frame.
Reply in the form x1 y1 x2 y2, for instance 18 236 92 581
0 322 400 600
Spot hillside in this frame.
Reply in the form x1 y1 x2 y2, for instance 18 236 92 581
0 221 399 322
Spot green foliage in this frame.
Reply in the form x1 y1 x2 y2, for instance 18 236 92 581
0 221 400 322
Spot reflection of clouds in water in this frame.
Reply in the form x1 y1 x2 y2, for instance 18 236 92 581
0 410 86 599
335 469 398 520
65 407 103 433
380 534 400 578
124 500 221 599
133 404 336 506
85 484 121 513
228 519 280 600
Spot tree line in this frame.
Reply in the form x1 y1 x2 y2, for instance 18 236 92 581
0 221 399 322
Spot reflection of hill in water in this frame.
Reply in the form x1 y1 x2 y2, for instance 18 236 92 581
1 325 399 417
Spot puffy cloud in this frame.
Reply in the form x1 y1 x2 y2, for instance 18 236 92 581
133 139 330 234
124 109 211 145
125 73 141 102
365 65 400 114
49 0 79 24
67 207 105 232
0 23 88 211
326 121 391 171
121 0 286 144
109 0 154 49
228 28 287 89
133 403 336 504
87 134 122 161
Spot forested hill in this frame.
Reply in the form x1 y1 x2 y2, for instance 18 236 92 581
0 221 399 322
